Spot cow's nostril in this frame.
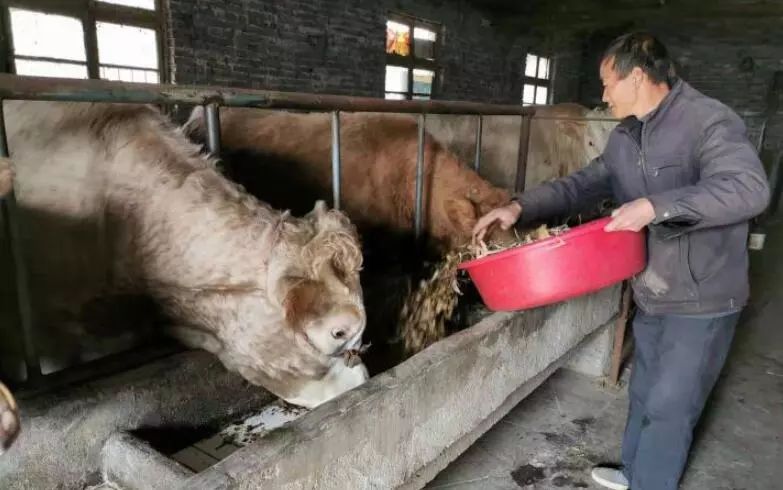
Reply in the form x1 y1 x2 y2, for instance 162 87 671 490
332 329 346 339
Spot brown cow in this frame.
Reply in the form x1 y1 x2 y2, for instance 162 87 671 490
425 103 618 191
184 108 516 256
3 101 368 408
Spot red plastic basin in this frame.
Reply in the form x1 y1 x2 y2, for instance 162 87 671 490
458 217 647 311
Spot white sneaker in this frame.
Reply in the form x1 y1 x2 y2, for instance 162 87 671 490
591 466 629 490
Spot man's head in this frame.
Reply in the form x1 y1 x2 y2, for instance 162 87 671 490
600 32 676 119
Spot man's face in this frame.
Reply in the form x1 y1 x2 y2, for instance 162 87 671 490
600 57 639 119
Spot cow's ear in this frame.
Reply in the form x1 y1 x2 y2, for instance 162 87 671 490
445 198 479 237
282 278 325 331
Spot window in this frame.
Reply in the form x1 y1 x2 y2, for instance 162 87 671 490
522 53 551 106
100 0 156 10
10 9 88 79
4 0 166 83
97 22 159 83
384 15 439 100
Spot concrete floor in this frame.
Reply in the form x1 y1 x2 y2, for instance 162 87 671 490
428 220 783 490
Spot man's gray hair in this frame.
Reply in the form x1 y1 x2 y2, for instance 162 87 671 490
602 32 677 86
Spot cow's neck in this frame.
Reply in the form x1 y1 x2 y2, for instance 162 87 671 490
110 155 275 293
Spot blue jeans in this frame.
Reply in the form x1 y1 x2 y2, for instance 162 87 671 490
621 310 739 489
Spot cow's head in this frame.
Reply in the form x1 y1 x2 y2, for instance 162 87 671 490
444 180 517 249
273 201 366 358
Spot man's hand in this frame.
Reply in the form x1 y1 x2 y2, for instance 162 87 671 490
472 201 522 243
604 198 656 232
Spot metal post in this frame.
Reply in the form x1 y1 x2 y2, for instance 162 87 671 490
331 111 341 210
0 101 42 382
765 150 783 218
204 103 221 156
473 115 483 173
609 283 632 386
414 114 426 242
514 114 533 193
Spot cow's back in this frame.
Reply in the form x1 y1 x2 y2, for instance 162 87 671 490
425 103 614 192
1 101 201 378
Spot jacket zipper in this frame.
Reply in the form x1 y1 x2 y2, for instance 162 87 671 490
617 124 649 191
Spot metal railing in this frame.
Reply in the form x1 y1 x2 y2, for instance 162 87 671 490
0 73 543 390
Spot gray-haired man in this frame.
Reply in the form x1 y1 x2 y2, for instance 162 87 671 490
473 32 770 490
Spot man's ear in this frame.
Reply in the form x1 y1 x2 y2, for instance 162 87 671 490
631 66 646 85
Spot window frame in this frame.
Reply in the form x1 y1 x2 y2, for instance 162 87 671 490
522 53 552 106
385 12 440 100
0 0 169 83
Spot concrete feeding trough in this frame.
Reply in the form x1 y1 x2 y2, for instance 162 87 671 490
0 283 621 489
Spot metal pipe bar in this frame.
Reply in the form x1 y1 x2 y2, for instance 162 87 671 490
514 114 534 193
331 111 341 210
0 101 42 383
204 103 221 155
0 74 536 116
473 115 483 173
414 114 426 242
14 341 183 397
530 115 621 122
765 150 783 218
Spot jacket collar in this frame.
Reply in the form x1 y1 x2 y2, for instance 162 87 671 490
616 78 686 134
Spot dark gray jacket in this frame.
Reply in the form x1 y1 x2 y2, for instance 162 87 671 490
518 80 770 315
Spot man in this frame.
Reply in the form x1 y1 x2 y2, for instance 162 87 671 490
473 32 770 490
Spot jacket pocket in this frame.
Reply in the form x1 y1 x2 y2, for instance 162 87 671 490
686 228 727 284
679 234 700 300
646 160 684 192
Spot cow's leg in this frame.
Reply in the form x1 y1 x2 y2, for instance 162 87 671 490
0 158 20 455
0 382 20 455
0 157 13 197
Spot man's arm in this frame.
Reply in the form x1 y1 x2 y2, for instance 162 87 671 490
647 109 770 235
516 156 613 223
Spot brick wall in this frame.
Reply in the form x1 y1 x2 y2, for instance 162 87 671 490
167 0 384 96
577 20 783 125
166 0 576 104
550 38 585 104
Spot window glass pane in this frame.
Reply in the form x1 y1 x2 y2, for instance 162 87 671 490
385 65 409 93
413 27 436 60
10 8 86 62
386 20 410 56
413 27 436 41
412 68 434 95
538 56 550 80
525 54 538 77
15 58 88 79
535 86 548 105
99 0 156 10
97 22 158 69
523 84 536 104
385 92 406 100
100 65 158 83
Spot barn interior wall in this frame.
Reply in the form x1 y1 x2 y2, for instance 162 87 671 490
576 19 783 148
166 0 579 104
